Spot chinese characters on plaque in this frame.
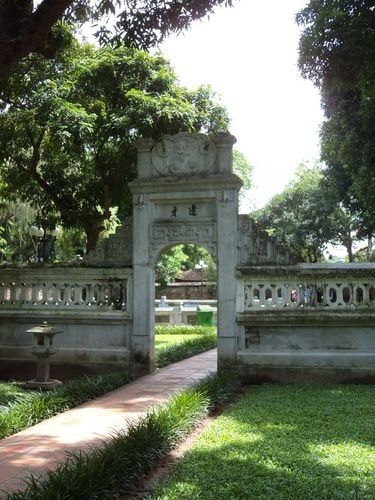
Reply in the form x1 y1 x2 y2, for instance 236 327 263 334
171 204 198 217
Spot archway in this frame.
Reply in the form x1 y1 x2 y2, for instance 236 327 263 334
130 133 241 373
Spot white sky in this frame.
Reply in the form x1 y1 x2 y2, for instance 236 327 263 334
160 0 324 210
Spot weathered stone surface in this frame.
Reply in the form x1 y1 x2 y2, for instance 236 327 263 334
237 215 290 265
134 132 236 179
84 217 132 267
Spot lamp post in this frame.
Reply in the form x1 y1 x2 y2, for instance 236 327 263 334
195 260 207 299
29 226 60 262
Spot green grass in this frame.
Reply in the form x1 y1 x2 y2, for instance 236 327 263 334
8 372 240 500
151 384 375 500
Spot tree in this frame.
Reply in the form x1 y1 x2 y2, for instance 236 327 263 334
232 149 253 202
0 41 228 251
0 0 234 78
297 0 375 249
156 243 216 287
253 164 356 263
156 245 188 287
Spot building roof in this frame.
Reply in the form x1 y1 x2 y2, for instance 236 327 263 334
176 269 206 282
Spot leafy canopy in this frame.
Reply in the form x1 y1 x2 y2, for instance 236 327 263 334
297 0 375 242
0 41 229 251
252 164 355 263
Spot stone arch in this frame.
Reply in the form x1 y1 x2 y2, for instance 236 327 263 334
130 132 241 373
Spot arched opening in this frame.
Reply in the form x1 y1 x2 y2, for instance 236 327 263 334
153 243 217 365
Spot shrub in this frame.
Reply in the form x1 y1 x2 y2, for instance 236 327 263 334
0 372 131 440
155 324 216 336
156 333 217 368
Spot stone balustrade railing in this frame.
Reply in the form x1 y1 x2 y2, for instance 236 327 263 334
238 263 375 311
0 266 132 312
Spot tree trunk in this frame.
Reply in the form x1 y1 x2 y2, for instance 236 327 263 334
346 244 353 263
83 217 103 253
345 236 354 263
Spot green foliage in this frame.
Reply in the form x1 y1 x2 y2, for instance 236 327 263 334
156 244 217 286
156 246 189 287
8 372 239 500
0 372 131 440
156 333 217 368
0 382 28 408
232 149 253 201
155 325 216 336
253 164 356 262
152 384 375 499
181 243 216 280
54 226 86 262
0 41 229 251
297 0 375 240
0 199 36 262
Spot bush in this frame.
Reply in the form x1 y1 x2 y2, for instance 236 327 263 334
8 372 239 500
0 372 131 440
155 324 216 336
156 333 217 368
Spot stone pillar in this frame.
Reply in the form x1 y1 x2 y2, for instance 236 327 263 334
216 189 239 369
132 193 155 373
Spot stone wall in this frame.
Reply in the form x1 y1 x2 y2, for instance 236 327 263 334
236 264 375 383
0 265 132 379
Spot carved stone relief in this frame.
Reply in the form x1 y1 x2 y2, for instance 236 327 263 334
237 215 289 265
149 221 217 264
151 133 217 177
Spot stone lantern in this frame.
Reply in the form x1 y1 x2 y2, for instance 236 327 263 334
25 322 62 390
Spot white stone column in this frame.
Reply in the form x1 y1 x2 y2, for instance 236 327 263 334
216 189 239 369
132 193 155 372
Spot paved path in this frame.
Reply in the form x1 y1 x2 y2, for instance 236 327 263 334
0 349 217 497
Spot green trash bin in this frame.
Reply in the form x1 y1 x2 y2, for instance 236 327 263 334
196 305 214 326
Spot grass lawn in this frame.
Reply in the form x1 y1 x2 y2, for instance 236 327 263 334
155 334 202 353
151 384 375 500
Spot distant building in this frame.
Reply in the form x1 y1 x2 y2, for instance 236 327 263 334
155 269 216 299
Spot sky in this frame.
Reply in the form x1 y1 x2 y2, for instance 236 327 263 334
160 0 324 211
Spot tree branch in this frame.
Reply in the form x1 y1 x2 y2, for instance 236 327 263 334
0 0 73 76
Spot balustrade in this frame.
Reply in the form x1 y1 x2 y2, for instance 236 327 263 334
240 265 375 311
0 268 130 311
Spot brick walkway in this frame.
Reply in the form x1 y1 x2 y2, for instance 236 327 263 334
0 349 217 498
